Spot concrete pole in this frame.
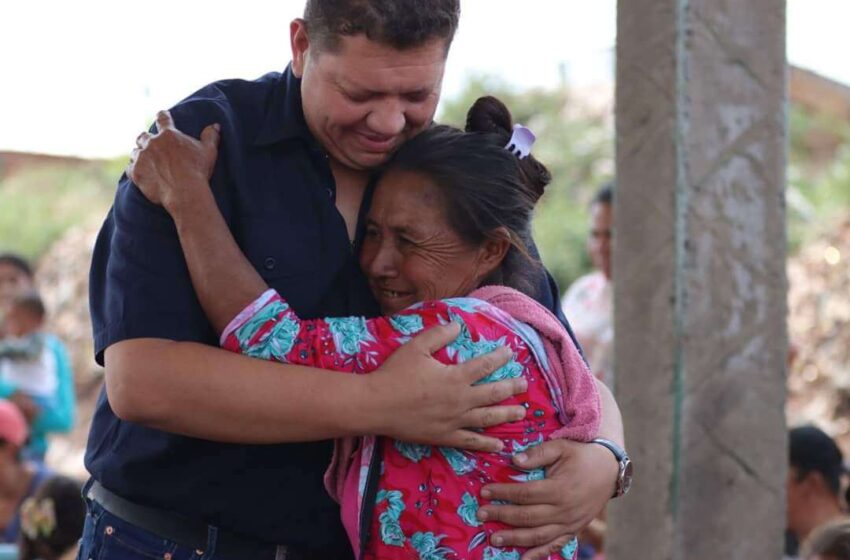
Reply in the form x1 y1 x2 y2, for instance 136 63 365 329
607 1 788 559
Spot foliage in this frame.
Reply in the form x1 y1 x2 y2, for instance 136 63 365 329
787 105 850 252
440 76 850 292
0 160 119 260
438 75 614 290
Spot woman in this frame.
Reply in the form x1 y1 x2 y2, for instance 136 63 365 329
0 254 75 463
0 401 52 545
131 97 602 560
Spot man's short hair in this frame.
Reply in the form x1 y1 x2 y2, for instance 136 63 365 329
592 181 614 206
789 425 845 496
12 291 45 322
303 0 460 53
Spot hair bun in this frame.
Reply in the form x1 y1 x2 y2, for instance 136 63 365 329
465 96 513 136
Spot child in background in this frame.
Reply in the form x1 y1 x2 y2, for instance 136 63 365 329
18 476 85 560
0 293 58 410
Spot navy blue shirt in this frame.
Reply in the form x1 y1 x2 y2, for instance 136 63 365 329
87 65 576 557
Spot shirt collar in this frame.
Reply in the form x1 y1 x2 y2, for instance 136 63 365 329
253 64 314 147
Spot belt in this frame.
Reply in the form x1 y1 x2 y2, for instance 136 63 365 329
87 481 300 560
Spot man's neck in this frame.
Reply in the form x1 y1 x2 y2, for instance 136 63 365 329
329 159 371 243
800 498 844 540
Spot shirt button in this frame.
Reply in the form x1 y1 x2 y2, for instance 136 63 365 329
264 257 276 270
326 187 334 198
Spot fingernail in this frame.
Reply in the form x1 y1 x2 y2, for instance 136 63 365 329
477 509 489 521
493 440 505 452
517 379 528 392
213 123 221 132
492 536 504 547
481 488 492 499
515 452 528 465
514 409 526 421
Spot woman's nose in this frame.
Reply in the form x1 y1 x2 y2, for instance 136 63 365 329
367 240 399 279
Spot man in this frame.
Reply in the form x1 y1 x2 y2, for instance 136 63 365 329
561 182 614 387
85 2 629 559
786 426 847 559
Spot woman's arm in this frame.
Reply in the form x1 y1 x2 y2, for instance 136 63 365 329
30 335 75 434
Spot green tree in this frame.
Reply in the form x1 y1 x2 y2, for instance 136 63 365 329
438 75 614 291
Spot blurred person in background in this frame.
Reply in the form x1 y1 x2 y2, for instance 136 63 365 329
786 426 848 559
800 518 850 560
18 475 85 560
0 293 60 414
0 254 74 463
561 182 614 388
0 400 52 544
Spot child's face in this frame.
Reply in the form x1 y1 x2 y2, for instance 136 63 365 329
4 306 41 338
0 264 33 308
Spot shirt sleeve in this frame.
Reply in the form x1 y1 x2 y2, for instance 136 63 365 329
220 289 416 373
89 103 230 366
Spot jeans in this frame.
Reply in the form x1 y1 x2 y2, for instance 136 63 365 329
76 499 218 560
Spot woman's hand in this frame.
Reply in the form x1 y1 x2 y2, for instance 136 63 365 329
477 439 618 559
127 110 220 212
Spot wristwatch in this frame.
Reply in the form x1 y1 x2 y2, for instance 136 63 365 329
591 438 633 498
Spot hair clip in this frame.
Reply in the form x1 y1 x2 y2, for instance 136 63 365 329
504 124 536 159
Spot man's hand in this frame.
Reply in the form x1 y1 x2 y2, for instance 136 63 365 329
477 439 618 560
363 322 529 452
127 110 220 211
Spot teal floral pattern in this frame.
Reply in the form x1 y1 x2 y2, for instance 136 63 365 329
483 547 521 560
326 316 375 356
389 314 425 335
376 489 406 547
411 532 454 560
439 447 478 475
457 492 482 527
394 441 431 463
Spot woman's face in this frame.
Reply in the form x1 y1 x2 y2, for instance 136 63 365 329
360 170 501 314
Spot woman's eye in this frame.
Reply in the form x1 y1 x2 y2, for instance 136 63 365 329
365 227 379 238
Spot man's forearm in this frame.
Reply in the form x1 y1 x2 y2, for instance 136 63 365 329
169 185 268 335
595 378 624 446
105 338 377 443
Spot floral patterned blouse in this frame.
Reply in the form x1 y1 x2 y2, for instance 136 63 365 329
222 289 581 560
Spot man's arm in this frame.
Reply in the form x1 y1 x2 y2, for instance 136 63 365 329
105 332 523 450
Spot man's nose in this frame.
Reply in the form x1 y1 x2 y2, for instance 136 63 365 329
366 99 406 137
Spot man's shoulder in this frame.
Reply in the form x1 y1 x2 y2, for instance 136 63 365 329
167 72 285 135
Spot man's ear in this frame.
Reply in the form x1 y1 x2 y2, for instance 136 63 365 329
290 18 310 78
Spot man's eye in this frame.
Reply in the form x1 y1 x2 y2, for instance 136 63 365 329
405 91 430 103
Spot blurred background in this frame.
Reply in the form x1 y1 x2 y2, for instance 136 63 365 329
0 0 847 480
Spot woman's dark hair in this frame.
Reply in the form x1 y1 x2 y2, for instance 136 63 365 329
18 476 85 560
0 253 33 279
382 96 551 297
304 0 460 53
801 518 850 559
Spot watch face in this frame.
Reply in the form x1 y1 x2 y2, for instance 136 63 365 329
620 459 634 496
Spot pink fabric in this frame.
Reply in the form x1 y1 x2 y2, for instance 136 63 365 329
469 285 601 441
223 288 599 558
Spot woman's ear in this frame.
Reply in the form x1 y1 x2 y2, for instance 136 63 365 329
290 19 310 78
476 228 512 280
